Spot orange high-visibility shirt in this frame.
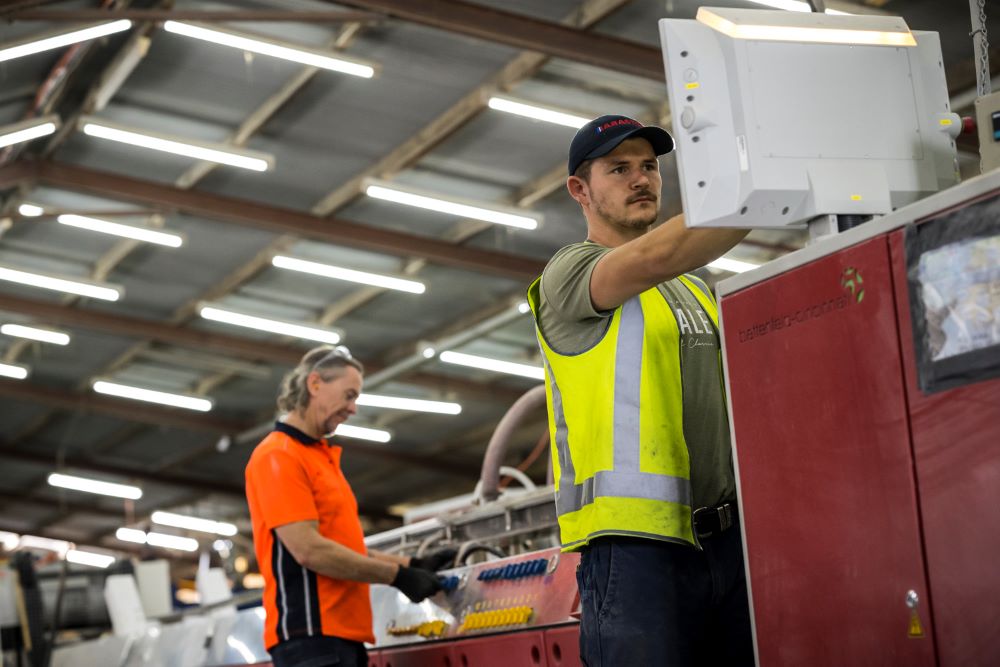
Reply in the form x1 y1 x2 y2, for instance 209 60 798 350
245 422 374 649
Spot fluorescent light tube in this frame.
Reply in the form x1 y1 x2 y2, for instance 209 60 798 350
48 472 143 500
439 350 545 380
163 21 375 78
0 20 132 63
18 203 45 217
0 362 29 380
707 257 760 273
17 535 71 556
334 424 391 443
272 255 425 294
0 116 60 149
357 393 461 415
66 549 115 568
57 214 184 247
2 324 71 346
0 531 19 551
0 264 122 301
365 181 540 231
199 304 342 344
92 380 213 412
487 96 589 128
152 511 237 537
697 8 912 46
145 531 199 552
80 117 274 171
116 527 147 544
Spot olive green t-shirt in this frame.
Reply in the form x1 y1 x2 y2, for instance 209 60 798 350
536 241 736 510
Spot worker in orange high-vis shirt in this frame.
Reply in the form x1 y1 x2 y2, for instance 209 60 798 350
246 345 456 667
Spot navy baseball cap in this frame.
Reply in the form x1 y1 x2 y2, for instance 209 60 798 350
568 115 674 176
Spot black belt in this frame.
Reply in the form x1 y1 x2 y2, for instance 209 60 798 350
692 502 738 540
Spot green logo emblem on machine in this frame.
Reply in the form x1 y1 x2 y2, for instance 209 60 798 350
841 267 865 304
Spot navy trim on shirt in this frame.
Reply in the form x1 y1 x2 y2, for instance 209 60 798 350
273 421 326 446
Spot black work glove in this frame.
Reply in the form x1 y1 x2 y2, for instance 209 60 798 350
410 548 457 572
391 566 443 603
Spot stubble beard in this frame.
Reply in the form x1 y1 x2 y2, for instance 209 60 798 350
594 195 659 232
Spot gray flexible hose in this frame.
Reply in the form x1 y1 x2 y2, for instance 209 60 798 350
478 384 547 502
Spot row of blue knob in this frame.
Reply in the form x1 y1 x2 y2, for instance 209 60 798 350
440 575 460 592
477 558 548 581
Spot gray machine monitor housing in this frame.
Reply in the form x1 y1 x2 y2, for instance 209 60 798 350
658 8 960 229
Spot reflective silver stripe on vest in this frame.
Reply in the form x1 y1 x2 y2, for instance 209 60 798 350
548 296 691 517
684 275 713 302
614 297 643 472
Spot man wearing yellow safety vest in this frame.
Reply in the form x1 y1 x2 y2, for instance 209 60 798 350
527 115 754 666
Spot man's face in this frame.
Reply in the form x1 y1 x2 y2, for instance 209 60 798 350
308 366 362 436
581 138 661 230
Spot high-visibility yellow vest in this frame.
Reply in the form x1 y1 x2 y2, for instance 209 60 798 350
527 274 719 550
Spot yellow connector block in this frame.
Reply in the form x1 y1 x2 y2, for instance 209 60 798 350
459 605 535 632
417 620 448 637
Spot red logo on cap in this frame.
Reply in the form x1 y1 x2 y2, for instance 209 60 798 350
596 118 642 133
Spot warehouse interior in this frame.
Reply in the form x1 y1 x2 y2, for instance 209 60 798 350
0 1 997 666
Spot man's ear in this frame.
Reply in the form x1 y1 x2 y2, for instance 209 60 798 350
306 370 322 397
567 176 590 207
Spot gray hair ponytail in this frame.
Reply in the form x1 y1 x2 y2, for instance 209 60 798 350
276 345 364 414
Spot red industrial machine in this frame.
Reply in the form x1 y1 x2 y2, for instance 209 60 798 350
718 170 1000 666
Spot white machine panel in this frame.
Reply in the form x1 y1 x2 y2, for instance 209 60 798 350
658 8 960 228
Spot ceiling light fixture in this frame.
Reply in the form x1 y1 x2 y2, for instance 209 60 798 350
0 116 60 149
198 304 342 345
163 21 376 78
334 424 391 443
0 264 122 301
272 256 425 294
1 324 70 346
66 549 115 568
438 350 545 380
707 257 760 273
357 393 462 415
48 472 143 500
145 531 199 552
0 20 132 63
151 511 238 537
365 181 540 231
115 527 147 544
79 117 274 172
92 380 213 412
17 203 45 217
0 362 30 380
57 214 184 247
487 96 589 128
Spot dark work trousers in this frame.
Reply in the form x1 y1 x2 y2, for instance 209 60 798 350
576 526 754 666
268 635 368 667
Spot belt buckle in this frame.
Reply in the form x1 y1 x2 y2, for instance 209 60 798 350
692 506 714 539
693 503 733 539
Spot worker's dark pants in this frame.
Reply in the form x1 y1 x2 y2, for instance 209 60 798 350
269 635 367 667
576 527 754 666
